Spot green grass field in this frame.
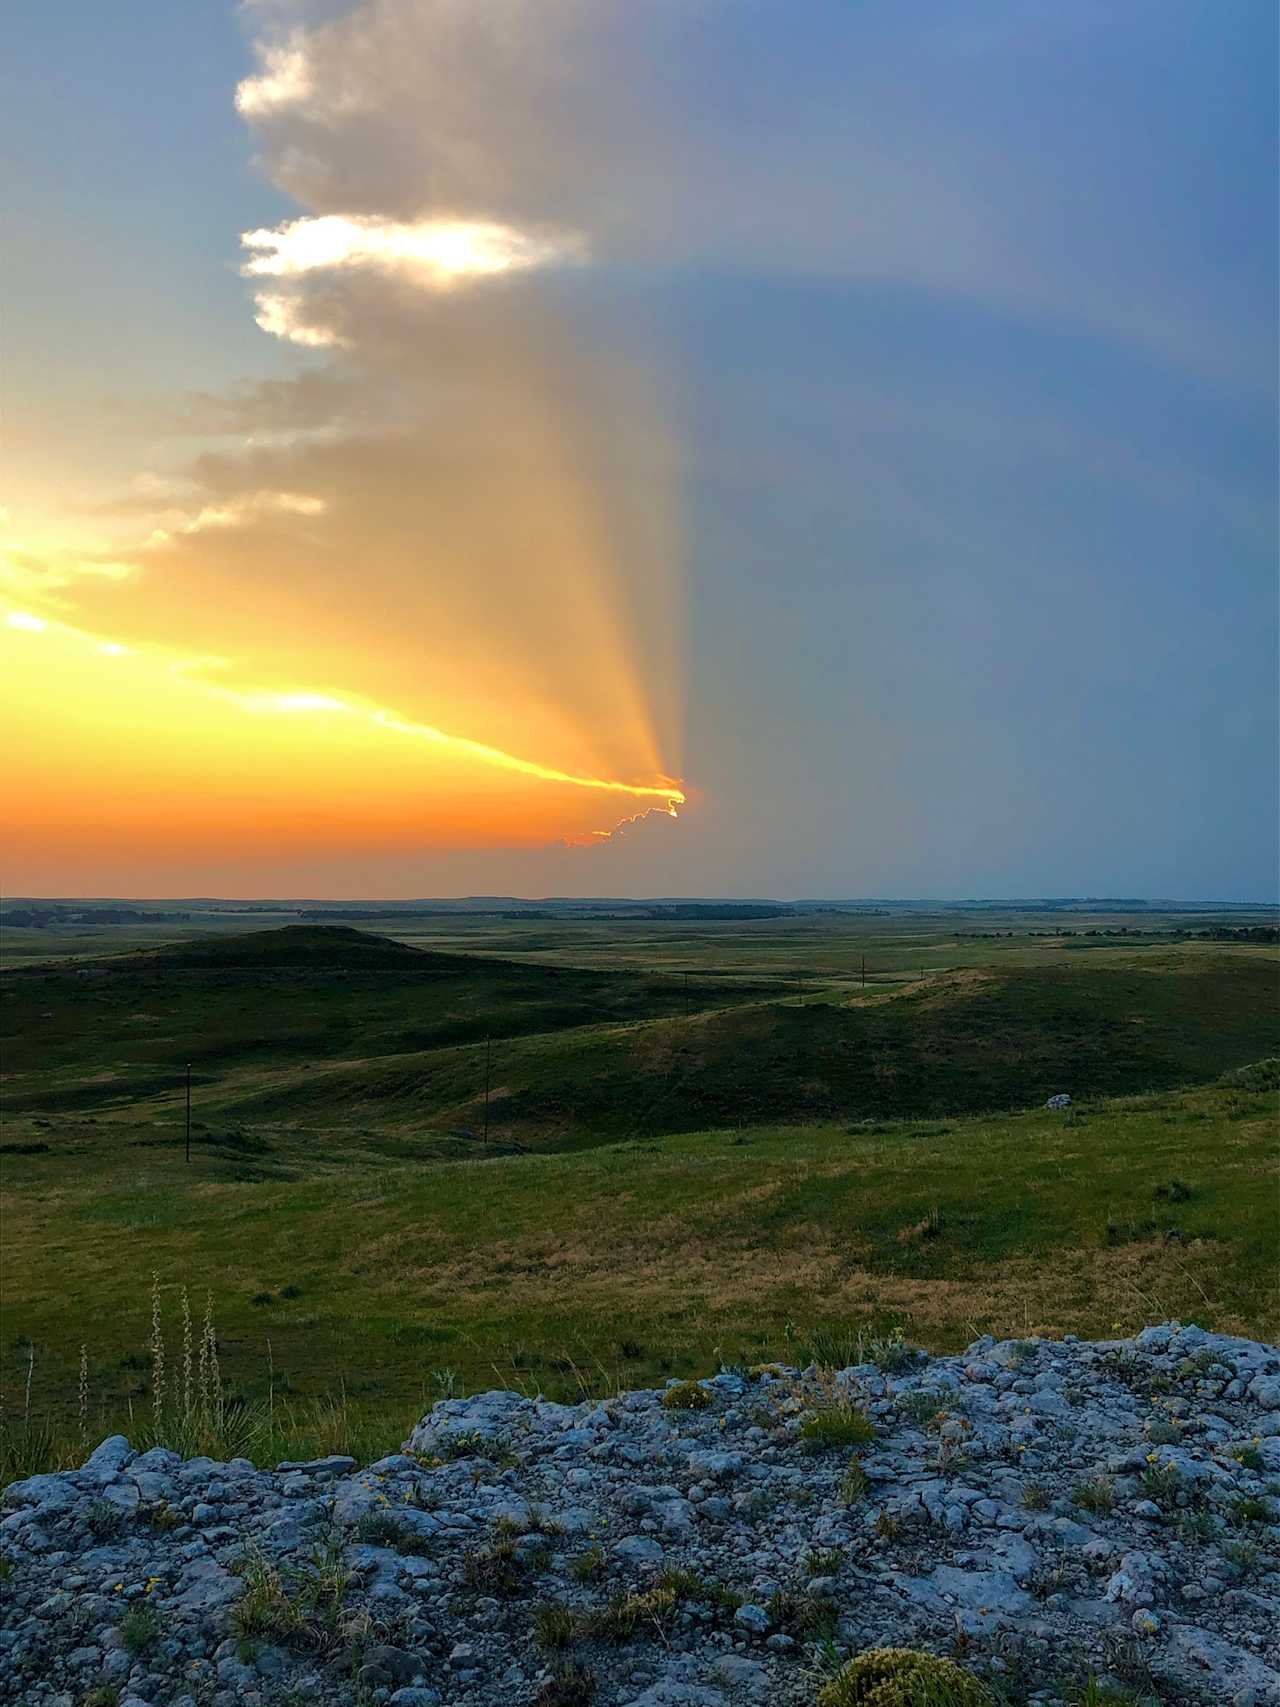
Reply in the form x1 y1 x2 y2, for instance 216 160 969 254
2 914 1276 1475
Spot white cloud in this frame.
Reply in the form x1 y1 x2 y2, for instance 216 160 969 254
251 292 344 348
242 215 584 287
235 38 314 117
241 215 585 345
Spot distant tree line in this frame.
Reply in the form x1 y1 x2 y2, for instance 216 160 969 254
1 906 193 928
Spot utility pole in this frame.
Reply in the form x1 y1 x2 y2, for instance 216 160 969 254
483 1036 492 1145
185 1063 192 1164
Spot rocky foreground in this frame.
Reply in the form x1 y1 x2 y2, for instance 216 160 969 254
2 1324 1278 1707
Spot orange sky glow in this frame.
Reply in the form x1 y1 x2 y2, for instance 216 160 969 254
3 595 685 892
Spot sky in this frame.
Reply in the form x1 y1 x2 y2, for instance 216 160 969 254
2 0 1276 900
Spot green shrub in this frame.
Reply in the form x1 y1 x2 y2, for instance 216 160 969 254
661 1381 713 1411
815 1646 990 1705
798 1405 876 1450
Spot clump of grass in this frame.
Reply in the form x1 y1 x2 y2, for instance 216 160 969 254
1022 1483 1050 1511
582 1584 678 1642
84 1498 128 1540
1143 1418 1181 1446
78 1689 121 1707
231 1536 352 1650
533 1601 575 1652
532 1661 596 1707
232 1547 305 1642
1073 1475 1116 1515
463 1530 541 1596
768 1588 838 1641
816 1646 990 1706
1139 1458 1184 1507
798 1404 876 1451
840 1455 868 1504
866 1329 919 1374
1228 1442 1264 1471
1222 1537 1259 1577
656 1565 705 1598
437 1430 518 1466
873 1511 901 1542
1072 1677 1164 1706
137 1498 180 1532
803 1548 843 1578
119 1602 162 1656
571 1544 605 1583
1231 1495 1269 1526
661 1381 713 1412
1176 1508 1216 1545
898 1390 946 1427
352 1508 430 1554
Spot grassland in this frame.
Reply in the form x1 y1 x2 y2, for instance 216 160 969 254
1 912 1276 1473
2 1068 1275 1467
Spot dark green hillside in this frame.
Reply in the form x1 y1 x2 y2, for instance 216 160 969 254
0 925 784 1097
214 954 1278 1145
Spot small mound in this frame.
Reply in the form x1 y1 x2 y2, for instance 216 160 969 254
816 1648 990 1706
130 925 431 971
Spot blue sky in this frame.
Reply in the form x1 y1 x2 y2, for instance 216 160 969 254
2 1 1275 898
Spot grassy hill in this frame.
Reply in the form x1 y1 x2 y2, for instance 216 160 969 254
203 951 1278 1147
0 924 784 1101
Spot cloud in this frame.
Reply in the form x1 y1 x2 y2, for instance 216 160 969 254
242 214 582 286
241 212 585 345
231 0 1271 387
235 36 314 117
